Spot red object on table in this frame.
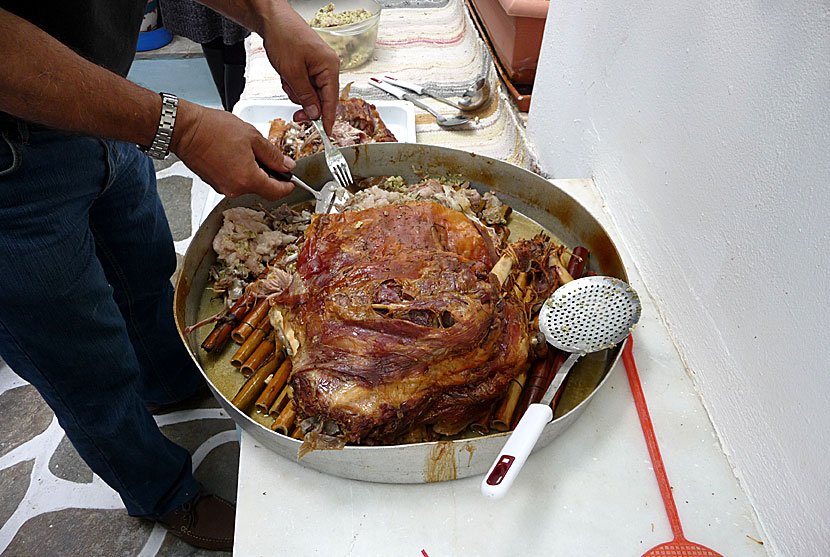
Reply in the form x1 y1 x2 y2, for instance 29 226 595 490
622 337 724 557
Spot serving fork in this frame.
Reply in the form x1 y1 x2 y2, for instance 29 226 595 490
312 119 353 190
257 165 347 214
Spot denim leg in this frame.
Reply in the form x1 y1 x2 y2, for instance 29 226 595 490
90 139 203 406
0 130 200 518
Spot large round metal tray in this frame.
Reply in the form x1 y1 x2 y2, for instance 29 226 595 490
173 143 628 483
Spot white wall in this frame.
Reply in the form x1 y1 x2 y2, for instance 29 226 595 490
526 1 829 555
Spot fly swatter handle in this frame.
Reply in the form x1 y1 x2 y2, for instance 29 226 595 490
480 403 552 499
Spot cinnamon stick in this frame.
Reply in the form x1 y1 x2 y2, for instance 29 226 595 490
490 251 516 286
201 292 254 352
516 271 529 292
543 246 589 401
230 357 274 412
567 246 589 279
540 350 569 399
514 246 591 421
231 299 270 344
268 384 292 417
254 357 291 413
492 369 528 431
470 404 495 435
271 401 296 435
240 331 277 377
231 321 273 368
512 353 555 421
201 260 278 353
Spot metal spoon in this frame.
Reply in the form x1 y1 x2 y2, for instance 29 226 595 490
378 75 489 112
369 77 471 128
481 276 642 499
458 78 490 111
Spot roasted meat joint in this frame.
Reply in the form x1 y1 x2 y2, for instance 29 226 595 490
194 174 591 456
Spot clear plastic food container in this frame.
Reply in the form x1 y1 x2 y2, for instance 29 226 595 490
293 0 382 70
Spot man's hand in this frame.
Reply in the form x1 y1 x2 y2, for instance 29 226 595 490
171 100 297 201
258 6 341 135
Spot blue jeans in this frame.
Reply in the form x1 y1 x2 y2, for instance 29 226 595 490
0 125 202 518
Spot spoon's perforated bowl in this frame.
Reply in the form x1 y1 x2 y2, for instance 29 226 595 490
539 276 642 354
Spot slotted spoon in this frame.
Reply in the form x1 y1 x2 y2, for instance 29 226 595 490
623 337 725 557
481 276 642 498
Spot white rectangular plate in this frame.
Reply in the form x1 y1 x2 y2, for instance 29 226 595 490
232 98 417 144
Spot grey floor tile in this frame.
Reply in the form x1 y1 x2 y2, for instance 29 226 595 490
4 508 154 557
48 435 94 484
0 385 53 458
0 460 34 529
157 173 193 241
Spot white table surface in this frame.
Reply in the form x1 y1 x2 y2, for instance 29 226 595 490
233 179 769 557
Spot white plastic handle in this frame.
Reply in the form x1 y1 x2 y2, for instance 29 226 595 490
480 403 553 499
380 74 424 94
368 76 408 100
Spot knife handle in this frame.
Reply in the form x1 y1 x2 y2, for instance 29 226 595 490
257 161 292 183
369 76 408 100
379 74 424 95
257 162 321 200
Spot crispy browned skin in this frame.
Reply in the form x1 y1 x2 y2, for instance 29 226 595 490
267 118 290 145
274 201 528 444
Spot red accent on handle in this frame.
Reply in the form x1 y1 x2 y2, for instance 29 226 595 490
486 455 515 485
369 77 382 84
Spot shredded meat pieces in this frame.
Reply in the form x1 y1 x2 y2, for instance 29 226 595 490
267 97 397 160
213 207 297 276
273 201 529 444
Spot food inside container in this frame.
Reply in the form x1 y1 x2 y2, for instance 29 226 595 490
292 0 382 70
267 84 398 159
189 173 604 456
174 143 629 483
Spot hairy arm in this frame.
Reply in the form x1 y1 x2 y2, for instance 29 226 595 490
198 0 341 132
0 1 339 200
0 9 160 148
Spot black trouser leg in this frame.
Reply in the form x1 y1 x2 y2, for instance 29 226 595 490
222 41 247 111
201 38 246 111
201 37 228 110
223 63 246 112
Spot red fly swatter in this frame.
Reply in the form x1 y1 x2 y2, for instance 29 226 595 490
623 337 724 557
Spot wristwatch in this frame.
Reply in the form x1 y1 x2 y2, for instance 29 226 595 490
140 92 178 159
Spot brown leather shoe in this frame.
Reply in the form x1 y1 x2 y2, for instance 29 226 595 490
158 491 235 551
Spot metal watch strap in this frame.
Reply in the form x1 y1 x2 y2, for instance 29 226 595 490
141 92 178 159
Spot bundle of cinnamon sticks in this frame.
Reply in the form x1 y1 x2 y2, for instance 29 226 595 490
201 287 301 436
474 246 591 435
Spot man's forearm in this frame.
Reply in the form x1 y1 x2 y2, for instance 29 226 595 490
0 8 163 147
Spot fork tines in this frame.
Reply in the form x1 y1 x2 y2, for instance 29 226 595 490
312 119 354 188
